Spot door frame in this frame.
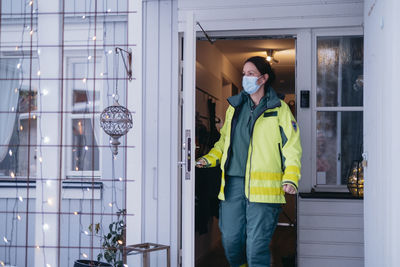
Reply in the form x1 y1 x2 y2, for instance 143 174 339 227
178 25 313 267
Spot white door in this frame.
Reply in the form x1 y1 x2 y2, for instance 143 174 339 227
180 10 196 267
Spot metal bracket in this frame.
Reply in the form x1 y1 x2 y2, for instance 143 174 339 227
115 47 133 81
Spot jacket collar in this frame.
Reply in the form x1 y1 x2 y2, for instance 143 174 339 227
227 86 281 110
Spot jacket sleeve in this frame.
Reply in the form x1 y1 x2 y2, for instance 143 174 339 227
201 106 231 167
279 101 302 191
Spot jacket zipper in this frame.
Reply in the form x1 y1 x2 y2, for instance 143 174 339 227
247 108 255 204
278 143 284 172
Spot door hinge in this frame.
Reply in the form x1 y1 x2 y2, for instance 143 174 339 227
179 90 184 106
178 249 183 266
179 60 184 76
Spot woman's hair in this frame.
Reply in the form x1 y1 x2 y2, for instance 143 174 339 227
245 56 276 90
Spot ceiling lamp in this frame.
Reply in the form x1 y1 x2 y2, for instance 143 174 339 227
265 49 279 64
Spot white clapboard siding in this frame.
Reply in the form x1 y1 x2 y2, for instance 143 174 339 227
178 0 363 31
298 198 364 267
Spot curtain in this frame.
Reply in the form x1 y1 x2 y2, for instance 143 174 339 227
0 59 20 162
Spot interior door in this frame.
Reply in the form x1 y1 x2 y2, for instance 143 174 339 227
180 10 196 267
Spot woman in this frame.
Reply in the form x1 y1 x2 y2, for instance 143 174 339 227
196 56 302 267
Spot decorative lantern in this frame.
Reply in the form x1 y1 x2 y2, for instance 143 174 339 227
100 99 133 155
347 161 364 198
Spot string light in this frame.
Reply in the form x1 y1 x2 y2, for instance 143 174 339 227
17 215 21 221
20 125 24 131
108 50 113 54
3 237 8 243
46 180 52 187
42 89 48 96
92 36 97 41
37 70 41 76
32 115 37 120
117 240 123 245
46 264 51 267
17 63 21 69
47 198 53 205
73 211 79 215
14 87 19 93
84 146 89 151
43 136 50 143
39 157 43 163
100 72 104 76
82 16 86 19
82 78 87 83
108 202 113 207
29 1 33 6
42 223 49 231
83 230 89 235
15 46 19 51
82 253 88 258
18 196 23 202
9 149 13 156
119 177 123 181
0 260 4 266
30 30 34 35
10 171 15 179
87 55 92 60
107 9 111 13
35 245 40 249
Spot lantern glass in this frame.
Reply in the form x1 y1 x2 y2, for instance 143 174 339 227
346 161 364 198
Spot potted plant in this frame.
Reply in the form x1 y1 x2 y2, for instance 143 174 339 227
74 209 127 267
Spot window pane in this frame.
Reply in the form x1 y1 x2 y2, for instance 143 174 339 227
317 36 363 107
72 118 99 171
0 58 38 178
316 111 363 185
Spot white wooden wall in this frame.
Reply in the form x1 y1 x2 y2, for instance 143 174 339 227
364 1 400 266
142 0 179 267
298 198 364 267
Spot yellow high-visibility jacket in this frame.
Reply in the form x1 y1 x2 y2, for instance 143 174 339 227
202 88 302 203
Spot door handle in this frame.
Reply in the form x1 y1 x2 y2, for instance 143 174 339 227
185 129 192 180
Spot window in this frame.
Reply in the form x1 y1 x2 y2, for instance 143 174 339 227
0 57 39 179
313 33 363 190
65 56 103 177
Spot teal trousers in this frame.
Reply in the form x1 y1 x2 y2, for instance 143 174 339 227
219 176 281 267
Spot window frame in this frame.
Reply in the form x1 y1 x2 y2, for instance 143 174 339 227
311 27 364 192
63 52 104 179
0 54 39 180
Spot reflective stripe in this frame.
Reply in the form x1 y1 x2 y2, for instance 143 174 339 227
250 179 283 188
250 186 283 196
250 172 282 181
282 173 299 184
285 165 300 175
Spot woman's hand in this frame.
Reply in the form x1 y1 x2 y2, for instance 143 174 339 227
195 158 207 168
283 184 296 194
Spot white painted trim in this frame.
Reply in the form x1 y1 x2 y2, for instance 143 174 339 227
126 0 143 251
311 27 364 190
315 107 363 111
181 10 196 267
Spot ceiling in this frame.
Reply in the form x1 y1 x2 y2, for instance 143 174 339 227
212 38 296 73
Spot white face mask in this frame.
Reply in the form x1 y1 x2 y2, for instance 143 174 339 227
242 76 262 95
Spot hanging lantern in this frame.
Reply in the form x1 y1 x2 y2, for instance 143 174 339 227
100 100 133 155
346 161 364 198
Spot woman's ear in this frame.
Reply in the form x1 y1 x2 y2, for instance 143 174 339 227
259 73 269 85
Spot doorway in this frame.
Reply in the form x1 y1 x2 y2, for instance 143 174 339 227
194 36 297 267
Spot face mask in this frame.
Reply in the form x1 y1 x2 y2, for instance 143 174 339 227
242 76 261 95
